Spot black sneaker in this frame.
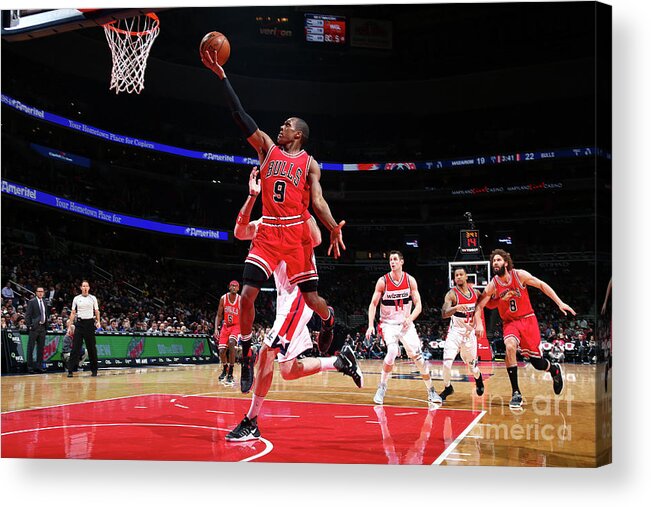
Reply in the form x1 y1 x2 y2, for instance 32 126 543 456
550 362 563 395
240 349 256 394
440 384 454 401
475 373 485 396
317 306 335 354
218 367 228 382
225 416 261 442
67 372 73 378
91 371 98 377
509 391 523 409
225 374 234 386
334 345 364 388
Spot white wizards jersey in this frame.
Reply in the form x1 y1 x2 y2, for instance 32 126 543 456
380 271 413 325
449 286 478 333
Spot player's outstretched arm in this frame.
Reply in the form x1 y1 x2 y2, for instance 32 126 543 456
201 52 274 159
366 278 385 339
307 159 346 258
518 270 576 316
234 167 261 241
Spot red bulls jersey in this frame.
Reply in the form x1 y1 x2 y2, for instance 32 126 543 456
260 145 311 218
493 269 534 323
223 293 240 327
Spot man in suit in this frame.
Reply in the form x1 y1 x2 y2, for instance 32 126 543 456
25 286 48 373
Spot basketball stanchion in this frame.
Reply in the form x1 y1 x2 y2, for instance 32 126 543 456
103 12 160 94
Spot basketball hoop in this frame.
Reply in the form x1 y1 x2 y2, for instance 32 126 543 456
103 12 160 94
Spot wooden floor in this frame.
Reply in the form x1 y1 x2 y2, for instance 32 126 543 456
0 359 611 466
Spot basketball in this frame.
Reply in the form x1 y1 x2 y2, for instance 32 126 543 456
199 31 230 67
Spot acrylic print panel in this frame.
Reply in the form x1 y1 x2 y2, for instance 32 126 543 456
1 2 611 467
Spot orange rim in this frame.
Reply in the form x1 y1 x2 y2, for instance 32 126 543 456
103 12 159 37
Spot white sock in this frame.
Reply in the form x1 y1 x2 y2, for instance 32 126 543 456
380 368 391 384
319 357 337 372
246 394 265 420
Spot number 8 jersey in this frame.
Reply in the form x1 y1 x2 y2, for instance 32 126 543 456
380 272 413 325
260 145 312 218
493 269 535 322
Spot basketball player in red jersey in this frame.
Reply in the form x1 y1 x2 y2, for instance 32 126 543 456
225 167 362 441
202 52 345 393
440 267 485 401
214 281 241 385
474 249 575 408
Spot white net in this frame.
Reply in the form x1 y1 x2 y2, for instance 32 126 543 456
103 13 160 94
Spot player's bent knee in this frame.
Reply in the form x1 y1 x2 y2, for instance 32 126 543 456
298 280 319 294
443 359 454 370
529 356 549 371
279 360 299 380
385 343 399 365
242 263 268 290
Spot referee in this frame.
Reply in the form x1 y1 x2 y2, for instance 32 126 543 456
67 280 101 377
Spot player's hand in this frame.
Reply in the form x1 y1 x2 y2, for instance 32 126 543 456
365 326 375 340
201 50 226 79
95 322 101 330
558 302 576 316
327 220 346 258
249 166 260 196
401 317 412 332
475 322 485 339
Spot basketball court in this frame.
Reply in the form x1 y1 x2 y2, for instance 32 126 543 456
1 359 608 466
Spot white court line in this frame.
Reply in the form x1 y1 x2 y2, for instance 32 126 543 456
206 410 233 415
264 414 300 418
464 435 482 439
1 422 274 463
334 415 368 419
448 452 471 456
174 404 189 409
2 393 169 415
394 412 418 416
134 406 148 409
365 421 381 424
444 458 467 462
432 410 486 466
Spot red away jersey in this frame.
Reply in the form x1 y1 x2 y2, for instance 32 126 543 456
260 145 311 218
223 293 240 327
492 269 534 323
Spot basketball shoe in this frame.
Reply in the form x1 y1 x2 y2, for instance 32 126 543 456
240 348 256 394
218 366 228 382
428 387 442 404
439 384 454 401
509 391 523 409
550 362 563 395
334 345 364 388
225 416 260 441
374 382 387 405
475 373 485 396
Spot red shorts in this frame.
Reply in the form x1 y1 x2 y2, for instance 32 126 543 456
246 217 317 286
503 314 542 358
218 325 240 348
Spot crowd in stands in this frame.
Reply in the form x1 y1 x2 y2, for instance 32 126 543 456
2 238 603 364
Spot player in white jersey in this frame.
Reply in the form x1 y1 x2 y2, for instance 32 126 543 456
440 266 485 402
225 167 363 441
366 250 442 406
